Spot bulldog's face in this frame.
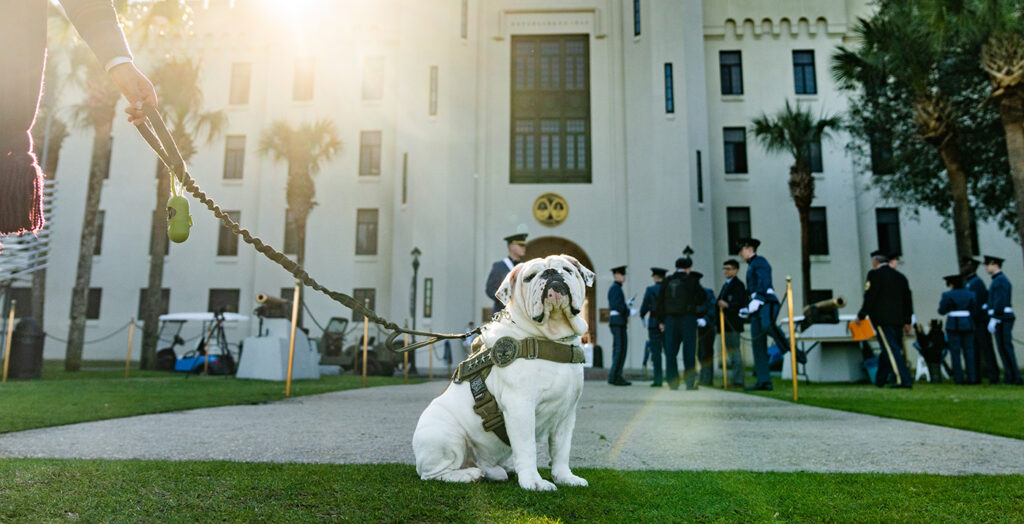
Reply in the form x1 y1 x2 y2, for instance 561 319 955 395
495 255 595 338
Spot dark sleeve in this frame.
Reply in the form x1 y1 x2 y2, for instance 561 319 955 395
858 272 875 320
701 289 715 321
640 287 655 320
60 0 133 65
728 280 748 311
484 263 502 301
609 285 627 315
902 277 913 324
656 284 666 323
938 294 951 315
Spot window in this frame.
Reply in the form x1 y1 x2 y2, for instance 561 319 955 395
359 131 382 176
793 50 816 95
93 210 105 256
137 288 170 319
208 289 240 314
664 63 674 114
229 62 251 105
723 127 748 174
3 287 32 319
807 138 823 173
86 288 102 320
460 0 468 39
510 35 591 183
293 58 314 101
696 150 704 204
223 135 245 179
217 210 240 256
363 56 384 101
284 210 299 255
727 207 751 255
809 207 829 255
423 278 433 318
429 66 438 116
356 209 379 255
633 0 641 36
719 51 743 95
352 288 376 322
876 208 901 255
150 209 169 255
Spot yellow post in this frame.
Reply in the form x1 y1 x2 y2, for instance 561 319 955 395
361 300 370 388
285 280 301 397
124 317 135 379
3 301 15 383
785 276 798 402
429 343 434 380
403 333 409 384
719 308 728 389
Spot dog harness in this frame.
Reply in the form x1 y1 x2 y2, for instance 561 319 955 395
452 336 586 446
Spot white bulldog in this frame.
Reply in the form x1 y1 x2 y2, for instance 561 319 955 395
412 254 595 491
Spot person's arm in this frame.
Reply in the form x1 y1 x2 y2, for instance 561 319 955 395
937 293 951 315
485 263 502 302
857 273 875 320
639 287 654 320
656 284 666 324
609 286 627 316
902 280 914 326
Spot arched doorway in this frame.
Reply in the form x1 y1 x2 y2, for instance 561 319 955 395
524 236 598 344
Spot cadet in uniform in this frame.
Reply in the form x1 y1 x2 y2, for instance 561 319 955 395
607 265 631 386
718 259 748 387
640 267 667 386
738 238 803 391
485 233 527 315
938 273 976 384
962 257 999 384
697 285 717 386
656 256 704 390
858 250 914 388
985 255 1023 385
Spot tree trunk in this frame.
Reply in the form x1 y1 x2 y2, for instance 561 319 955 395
295 217 306 328
788 165 815 306
935 140 975 264
997 94 1024 269
65 120 113 371
140 163 171 369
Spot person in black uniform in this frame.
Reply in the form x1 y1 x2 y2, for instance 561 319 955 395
656 256 704 390
985 255 1023 385
640 267 667 386
607 265 631 385
962 257 999 384
485 233 527 315
697 285 717 386
858 250 914 388
938 273 976 384
718 259 748 387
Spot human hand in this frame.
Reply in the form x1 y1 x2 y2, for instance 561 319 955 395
659 323 665 333
988 318 999 334
697 318 707 328
738 308 749 319
747 299 762 313
903 324 912 335
717 299 728 309
629 308 640 317
108 62 158 125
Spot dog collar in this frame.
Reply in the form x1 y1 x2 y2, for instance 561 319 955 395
454 336 584 384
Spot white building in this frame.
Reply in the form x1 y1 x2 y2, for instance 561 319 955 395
12 0 1023 371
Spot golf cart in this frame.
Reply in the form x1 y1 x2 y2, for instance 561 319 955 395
155 311 247 375
318 316 403 376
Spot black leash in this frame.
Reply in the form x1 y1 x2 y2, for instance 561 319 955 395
134 105 480 354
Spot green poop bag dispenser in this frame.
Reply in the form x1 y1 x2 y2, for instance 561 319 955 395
167 195 193 243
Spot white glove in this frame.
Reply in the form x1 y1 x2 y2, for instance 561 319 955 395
988 318 999 334
911 314 917 326
738 308 750 319
988 309 995 317
629 308 640 317
748 299 763 313
697 318 707 328
626 297 636 308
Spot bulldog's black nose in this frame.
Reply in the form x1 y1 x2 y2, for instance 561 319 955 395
548 280 570 295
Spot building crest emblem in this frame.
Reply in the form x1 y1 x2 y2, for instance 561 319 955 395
533 193 569 227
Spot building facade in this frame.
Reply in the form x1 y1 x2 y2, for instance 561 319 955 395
17 0 1023 370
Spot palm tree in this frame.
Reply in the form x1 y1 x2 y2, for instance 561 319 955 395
138 58 226 369
914 0 1024 266
833 6 976 263
259 120 341 321
751 101 840 305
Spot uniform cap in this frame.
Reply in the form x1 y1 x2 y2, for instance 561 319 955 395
503 233 528 245
870 249 889 260
737 238 760 250
983 255 1004 266
675 257 693 269
943 274 964 287
650 267 668 277
611 265 627 275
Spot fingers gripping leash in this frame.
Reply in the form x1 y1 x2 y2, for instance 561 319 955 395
135 105 479 354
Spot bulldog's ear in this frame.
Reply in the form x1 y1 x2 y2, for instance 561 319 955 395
563 255 595 287
495 265 519 306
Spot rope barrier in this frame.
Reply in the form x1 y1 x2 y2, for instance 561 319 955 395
43 320 133 345
135 106 480 355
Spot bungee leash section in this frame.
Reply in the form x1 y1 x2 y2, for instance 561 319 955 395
134 104 480 354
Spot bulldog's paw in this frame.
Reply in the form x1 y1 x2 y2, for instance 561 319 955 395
518 474 557 491
438 467 484 483
553 472 588 487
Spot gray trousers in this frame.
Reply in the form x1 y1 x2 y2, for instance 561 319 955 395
722 331 744 385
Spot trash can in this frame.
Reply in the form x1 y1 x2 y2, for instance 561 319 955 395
9 317 43 379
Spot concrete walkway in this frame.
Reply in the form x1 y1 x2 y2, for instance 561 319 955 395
2 381 1023 475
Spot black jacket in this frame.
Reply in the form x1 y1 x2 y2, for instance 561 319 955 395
656 271 703 321
717 277 748 332
857 265 913 326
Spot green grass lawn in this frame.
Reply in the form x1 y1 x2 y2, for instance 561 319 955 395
0 360 421 434
743 377 1024 439
1 460 1020 522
